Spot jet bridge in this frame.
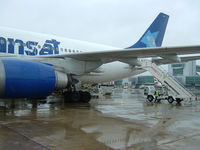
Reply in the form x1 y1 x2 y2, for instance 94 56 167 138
139 59 195 103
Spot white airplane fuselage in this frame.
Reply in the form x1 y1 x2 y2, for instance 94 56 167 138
0 27 144 84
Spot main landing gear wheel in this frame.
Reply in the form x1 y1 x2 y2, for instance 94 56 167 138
70 91 81 102
80 91 91 103
64 91 91 103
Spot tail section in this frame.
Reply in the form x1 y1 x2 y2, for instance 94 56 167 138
126 12 169 49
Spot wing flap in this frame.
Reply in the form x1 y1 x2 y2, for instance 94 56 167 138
153 55 200 65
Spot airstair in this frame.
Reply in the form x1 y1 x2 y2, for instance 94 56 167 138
139 59 195 102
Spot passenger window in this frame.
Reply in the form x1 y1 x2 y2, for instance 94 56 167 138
69 49 71 52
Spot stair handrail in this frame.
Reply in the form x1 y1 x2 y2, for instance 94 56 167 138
152 63 195 97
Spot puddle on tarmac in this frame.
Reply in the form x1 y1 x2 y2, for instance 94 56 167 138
0 89 200 150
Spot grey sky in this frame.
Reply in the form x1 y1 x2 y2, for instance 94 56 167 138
0 0 200 48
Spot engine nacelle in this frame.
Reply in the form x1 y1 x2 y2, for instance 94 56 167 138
0 58 68 98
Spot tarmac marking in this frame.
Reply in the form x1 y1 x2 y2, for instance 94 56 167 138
0 123 51 150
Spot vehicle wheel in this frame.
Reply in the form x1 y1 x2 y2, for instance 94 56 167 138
168 96 174 104
147 95 154 102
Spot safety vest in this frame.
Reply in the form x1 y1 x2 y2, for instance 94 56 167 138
155 90 159 97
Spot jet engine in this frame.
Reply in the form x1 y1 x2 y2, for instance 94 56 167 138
0 58 68 98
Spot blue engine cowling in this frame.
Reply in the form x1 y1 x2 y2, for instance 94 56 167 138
0 58 68 98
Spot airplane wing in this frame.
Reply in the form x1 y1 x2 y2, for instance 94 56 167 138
153 55 200 65
2 45 200 66
37 45 200 64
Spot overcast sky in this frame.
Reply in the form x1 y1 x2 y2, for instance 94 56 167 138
1 0 200 48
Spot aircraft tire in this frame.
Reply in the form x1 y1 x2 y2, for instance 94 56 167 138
64 91 80 102
80 91 91 103
70 91 81 102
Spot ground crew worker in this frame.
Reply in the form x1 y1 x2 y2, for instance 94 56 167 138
154 89 159 102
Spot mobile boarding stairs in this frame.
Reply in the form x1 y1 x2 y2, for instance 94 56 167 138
139 59 195 103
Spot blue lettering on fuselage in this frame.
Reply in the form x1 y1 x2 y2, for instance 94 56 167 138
26 41 38 55
0 37 60 56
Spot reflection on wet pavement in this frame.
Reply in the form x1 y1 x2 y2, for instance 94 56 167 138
0 89 200 150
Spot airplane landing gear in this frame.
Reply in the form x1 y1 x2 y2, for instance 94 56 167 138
80 91 91 103
63 84 92 103
63 91 91 103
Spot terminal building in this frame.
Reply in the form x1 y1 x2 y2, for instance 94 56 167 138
115 76 154 88
168 61 196 85
168 61 200 87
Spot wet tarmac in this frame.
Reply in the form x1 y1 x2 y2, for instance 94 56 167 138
0 89 200 150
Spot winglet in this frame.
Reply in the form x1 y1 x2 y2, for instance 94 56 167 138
126 12 169 49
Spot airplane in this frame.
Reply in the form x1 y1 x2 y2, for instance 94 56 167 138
0 12 200 102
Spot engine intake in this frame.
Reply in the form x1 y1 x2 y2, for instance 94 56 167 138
0 58 68 98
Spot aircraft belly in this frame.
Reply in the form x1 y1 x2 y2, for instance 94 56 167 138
79 62 146 84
